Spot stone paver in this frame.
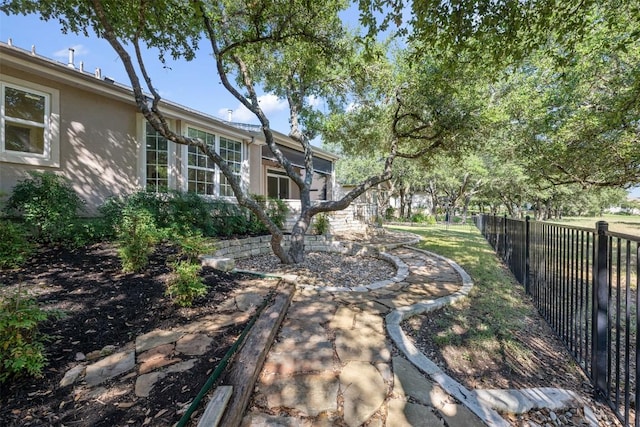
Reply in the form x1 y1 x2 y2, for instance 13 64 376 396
56 231 586 427
260 372 340 417
340 361 387 427
244 242 491 426
135 330 183 354
175 333 213 355
84 349 135 386
135 371 166 397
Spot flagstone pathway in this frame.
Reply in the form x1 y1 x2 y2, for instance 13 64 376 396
241 245 493 427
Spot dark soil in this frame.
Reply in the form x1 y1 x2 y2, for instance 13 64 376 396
0 242 273 427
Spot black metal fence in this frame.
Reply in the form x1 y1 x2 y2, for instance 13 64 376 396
475 214 639 426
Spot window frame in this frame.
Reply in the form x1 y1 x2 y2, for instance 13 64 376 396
185 127 217 196
266 168 291 200
218 135 242 197
182 126 244 198
0 76 60 167
144 121 171 193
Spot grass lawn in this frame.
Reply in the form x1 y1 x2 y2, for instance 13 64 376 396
543 214 640 236
388 223 531 346
386 224 586 390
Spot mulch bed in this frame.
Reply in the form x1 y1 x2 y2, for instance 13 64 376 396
0 242 269 427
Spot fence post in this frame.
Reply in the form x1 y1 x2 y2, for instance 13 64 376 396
502 214 508 258
592 220 609 398
524 216 530 293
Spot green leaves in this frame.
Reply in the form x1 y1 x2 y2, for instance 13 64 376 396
0 289 62 383
4 172 86 246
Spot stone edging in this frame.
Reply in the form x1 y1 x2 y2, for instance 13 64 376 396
229 233 422 293
385 246 596 427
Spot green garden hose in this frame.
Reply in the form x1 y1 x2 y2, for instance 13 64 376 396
176 273 278 427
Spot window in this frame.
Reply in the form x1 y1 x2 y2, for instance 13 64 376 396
187 128 216 195
267 169 290 199
145 122 169 192
0 78 59 166
219 136 242 197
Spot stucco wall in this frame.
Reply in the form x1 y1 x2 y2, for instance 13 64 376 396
0 65 139 214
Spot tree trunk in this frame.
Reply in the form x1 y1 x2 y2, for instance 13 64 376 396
288 209 313 263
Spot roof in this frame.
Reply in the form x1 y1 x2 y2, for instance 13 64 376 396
0 41 339 162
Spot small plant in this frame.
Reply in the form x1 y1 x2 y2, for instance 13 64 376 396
0 222 33 269
117 206 159 273
0 289 62 383
168 229 215 263
4 172 86 246
313 213 331 235
165 261 207 307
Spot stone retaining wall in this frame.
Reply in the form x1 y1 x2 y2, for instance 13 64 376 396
213 234 380 260
283 203 375 235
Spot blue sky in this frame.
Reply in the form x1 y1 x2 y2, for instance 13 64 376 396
0 9 364 134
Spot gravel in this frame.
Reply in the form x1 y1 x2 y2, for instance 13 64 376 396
235 251 396 287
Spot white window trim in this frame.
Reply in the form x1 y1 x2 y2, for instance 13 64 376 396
181 125 244 199
137 114 175 192
266 168 291 200
0 75 60 167
218 135 243 198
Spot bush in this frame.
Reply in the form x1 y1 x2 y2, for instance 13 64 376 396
0 289 62 383
100 191 289 240
168 229 215 263
410 212 436 225
4 172 85 246
384 207 395 221
249 196 289 234
117 206 159 273
166 192 216 236
209 199 249 237
99 191 168 239
313 213 331 235
165 261 207 307
0 222 33 269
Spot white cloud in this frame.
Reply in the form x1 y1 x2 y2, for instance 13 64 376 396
257 94 288 113
345 101 358 113
53 44 89 59
307 94 322 108
219 94 288 123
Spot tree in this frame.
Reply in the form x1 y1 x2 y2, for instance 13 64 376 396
324 44 488 220
2 0 404 264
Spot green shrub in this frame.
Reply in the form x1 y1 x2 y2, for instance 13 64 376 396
4 172 85 246
249 196 289 234
384 207 395 221
168 230 215 263
165 261 207 307
0 222 33 269
167 192 216 236
313 213 331 235
209 199 249 236
117 206 159 273
99 191 169 239
0 289 62 383
410 212 436 225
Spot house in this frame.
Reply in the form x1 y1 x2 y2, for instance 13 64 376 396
0 41 339 215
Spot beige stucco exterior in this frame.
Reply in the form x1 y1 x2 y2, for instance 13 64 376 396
0 42 338 215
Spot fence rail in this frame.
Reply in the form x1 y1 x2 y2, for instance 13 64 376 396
475 214 639 426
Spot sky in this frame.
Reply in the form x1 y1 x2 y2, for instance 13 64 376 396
0 8 363 135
